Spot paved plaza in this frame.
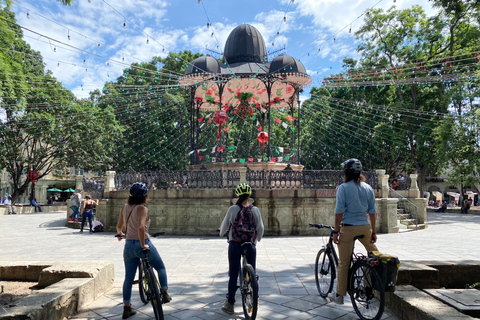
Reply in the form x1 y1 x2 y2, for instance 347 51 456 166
1 210 479 320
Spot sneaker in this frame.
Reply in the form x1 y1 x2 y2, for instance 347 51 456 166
122 305 137 319
79 230 83 233
328 292 344 304
73 220 78 223
68 217 73 221
222 300 234 314
162 290 172 303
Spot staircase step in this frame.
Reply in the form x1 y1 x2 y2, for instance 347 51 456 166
407 224 426 230
397 214 410 220
400 219 416 226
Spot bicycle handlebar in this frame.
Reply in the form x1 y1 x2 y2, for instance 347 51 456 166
309 223 334 230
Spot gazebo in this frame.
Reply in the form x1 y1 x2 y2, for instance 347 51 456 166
180 24 311 170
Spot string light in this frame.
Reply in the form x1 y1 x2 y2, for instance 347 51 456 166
146 37 149 44
123 21 126 29
198 0 201 3
211 32 214 37
207 22 210 28
283 16 286 22
27 11 30 19
68 30 70 40
98 43 101 48
349 25 352 33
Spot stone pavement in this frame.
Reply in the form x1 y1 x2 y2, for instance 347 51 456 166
1 210 479 320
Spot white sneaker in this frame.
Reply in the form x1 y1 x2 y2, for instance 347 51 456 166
328 292 344 304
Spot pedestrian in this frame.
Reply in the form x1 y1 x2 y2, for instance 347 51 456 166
390 179 399 190
4 196 16 214
398 173 405 181
435 201 447 213
30 197 42 212
219 183 265 314
79 195 98 233
328 158 378 304
68 189 82 222
116 182 171 319
461 199 471 214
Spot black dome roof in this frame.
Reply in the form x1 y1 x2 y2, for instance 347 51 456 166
223 24 267 64
269 55 307 74
184 55 220 76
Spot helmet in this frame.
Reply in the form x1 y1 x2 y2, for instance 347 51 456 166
129 182 148 197
342 158 362 173
235 183 252 197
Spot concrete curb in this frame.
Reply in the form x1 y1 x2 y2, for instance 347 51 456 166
0 261 114 320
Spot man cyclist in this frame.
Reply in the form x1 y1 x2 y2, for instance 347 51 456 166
219 183 264 314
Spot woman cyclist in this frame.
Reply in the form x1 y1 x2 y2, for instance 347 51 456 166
219 183 264 314
116 182 171 319
329 159 378 304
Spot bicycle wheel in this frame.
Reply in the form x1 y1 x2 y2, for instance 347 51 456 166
315 248 335 297
349 261 385 320
241 264 258 320
147 267 164 320
138 261 149 304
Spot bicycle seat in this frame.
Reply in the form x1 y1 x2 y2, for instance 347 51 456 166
353 235 365 241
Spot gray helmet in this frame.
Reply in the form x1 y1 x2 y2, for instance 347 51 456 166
129 182 148 197
342 158 362 173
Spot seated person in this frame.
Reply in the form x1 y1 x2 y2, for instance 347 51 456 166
390 179 399 190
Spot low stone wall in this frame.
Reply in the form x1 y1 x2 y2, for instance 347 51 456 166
95 189 423 235
0 204 67 215
0 261 114 320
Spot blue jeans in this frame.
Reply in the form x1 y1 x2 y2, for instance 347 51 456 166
227 242 257 304
69 206 79 220
123 238 168 305
32 204 42 212
80 210 93 231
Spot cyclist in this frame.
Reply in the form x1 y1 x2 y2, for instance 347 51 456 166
219 183 264 314
116 182 171 319
329 158 378 304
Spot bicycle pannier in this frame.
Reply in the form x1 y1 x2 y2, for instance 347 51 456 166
231 204 257 243
369 251 400 292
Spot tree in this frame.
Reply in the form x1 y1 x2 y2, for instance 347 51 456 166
1 0 74 9
0 7 122 203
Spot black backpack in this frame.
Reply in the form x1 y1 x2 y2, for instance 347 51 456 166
231 204 257 243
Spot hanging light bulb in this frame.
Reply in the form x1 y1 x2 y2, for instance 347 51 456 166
146 37 149 44
198 0 200 3
283 16 286 22
53 47 56 52
333 38 336 42
85 68 88 72
349 25 352 33
217 45 219 50
162 47 165 53
207 22 210 28
211 32 214 37
68 30 71 40
123 21 126 29
27 12 30 19
318 48 320 53
88 0 91 2
122 56 125 62
272 42 274 47
107 62 110 66
98 43 101 48
277 31 279 36
57 63 59 67
83 59 86 64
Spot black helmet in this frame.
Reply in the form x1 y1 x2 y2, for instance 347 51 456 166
130 182 148 197
235 183 252 197
342 158 362 173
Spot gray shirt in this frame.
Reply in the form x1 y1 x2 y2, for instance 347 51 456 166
219 204 264 245
70 193 82 207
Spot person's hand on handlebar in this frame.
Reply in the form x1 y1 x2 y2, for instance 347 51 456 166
333 233 339 244
116 233 125 241
142 244 150 250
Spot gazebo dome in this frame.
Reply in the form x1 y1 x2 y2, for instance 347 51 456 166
223 24 267 64
269 55 307 74
184 55 220 76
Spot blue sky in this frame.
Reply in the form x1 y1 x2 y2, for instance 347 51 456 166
9 0 436 100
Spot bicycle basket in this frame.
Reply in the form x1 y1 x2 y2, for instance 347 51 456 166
368 251 400 292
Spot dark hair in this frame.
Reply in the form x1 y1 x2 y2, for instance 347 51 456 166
85 195 91 199
344 172 366 184
236 193 250 205
128 195 147 205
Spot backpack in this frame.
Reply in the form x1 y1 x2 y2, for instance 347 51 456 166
231 204 257 243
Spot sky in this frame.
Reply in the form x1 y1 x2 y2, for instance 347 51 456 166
8 0 437 101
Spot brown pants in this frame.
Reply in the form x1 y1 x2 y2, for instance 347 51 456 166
336 225 378 296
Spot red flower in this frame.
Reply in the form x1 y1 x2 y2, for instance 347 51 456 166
286 87 293 94
196 97 202 101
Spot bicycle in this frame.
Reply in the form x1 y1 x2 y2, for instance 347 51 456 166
238 242 259 320
309 223 385 320
116 234 165 320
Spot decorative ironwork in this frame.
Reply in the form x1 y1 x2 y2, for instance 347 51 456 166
83 177 104 200
113 169 378 191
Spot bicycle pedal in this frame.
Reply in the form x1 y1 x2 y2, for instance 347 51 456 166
132 280 140 284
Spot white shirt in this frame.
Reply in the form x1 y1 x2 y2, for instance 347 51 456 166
219 204 264 245
4 199 11 205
